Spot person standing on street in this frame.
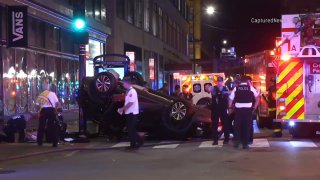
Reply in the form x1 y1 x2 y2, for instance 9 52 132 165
229 76 259 149
171 85 182 98
36 82 60 147
205 76 230 145
118 77 143 150
158 82 169 95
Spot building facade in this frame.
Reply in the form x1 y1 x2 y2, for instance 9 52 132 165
106 0 190 89
0 0 110 120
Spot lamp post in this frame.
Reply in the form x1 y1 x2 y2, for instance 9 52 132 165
192 5 215 74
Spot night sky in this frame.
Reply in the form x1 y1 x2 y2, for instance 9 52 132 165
202 0 281 57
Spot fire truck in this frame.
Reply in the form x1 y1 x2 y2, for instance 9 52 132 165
244 51 277 128
275 13 320 137
178 73 225 106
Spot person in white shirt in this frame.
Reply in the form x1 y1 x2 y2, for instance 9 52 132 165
36 83 60 147
229 76 259 149
118 77 143 149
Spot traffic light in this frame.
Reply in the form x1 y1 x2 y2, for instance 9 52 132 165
72 0 88 44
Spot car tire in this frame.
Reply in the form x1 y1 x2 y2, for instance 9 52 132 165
162 101 193 134
123 72 145 86
93 72 117 96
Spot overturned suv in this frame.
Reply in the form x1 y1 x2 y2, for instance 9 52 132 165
78 54 211 138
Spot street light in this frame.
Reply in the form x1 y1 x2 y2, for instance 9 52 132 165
206 6 215 15
223 40 227 45
192 5 215 74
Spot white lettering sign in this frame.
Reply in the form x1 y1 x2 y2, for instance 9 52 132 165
12 11 24 42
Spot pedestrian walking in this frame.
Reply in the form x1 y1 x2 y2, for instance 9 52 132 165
118 77 143 150
35 83 61 147
205 76 230 145
229 76 259 149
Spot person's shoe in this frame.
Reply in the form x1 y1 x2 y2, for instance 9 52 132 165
212 140 218 145
223 139 229 145
242 145 249 149
125 146 136 150
248 141 253 145
52 143 58 147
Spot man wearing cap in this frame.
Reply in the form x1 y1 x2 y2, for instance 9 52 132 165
118 77 143 149
229 76 259 149
205 76 230 145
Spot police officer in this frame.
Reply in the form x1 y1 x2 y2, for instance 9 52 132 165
206 76 230 145
36 83 60 147
229 76 259 149
118 77 143 150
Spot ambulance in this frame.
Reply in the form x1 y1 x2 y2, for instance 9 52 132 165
178 73 225 106
275 13 320 137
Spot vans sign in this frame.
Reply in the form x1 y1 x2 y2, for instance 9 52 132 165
7 6 28 47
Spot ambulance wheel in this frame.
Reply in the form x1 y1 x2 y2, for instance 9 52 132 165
94 72 117 96
123 72 145 86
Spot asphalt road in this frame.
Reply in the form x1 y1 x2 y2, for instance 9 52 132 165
2 137 320 180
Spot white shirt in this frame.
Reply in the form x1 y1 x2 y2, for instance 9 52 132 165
36 90 59 108
229 83 259 108
124 87 139 115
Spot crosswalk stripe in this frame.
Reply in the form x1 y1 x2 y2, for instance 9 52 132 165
199 141 223 148
290 140 317 147
112 142 130 148
249 138 270 147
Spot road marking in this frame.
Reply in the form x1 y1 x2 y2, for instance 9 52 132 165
249 138 270 147
199 141 223 148
64 150 79 158
153 141 180 149
290 140 317 147
112 142 130 148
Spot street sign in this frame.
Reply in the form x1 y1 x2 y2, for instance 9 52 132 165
7 6 28 48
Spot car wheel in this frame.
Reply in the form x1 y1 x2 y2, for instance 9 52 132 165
162 101 193 134
123 72 145 86
94 72 117 95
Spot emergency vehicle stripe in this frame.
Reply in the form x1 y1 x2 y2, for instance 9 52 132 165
277 64 303 89
278 76 303 100
278 61 300 83
283 93 303 114
276 60 304 120
284 98 304 119
292 105 305 119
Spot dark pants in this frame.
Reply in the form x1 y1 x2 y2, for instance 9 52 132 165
211 107 230 141
37 107 59 146
234 108 252 146
125 113 143 147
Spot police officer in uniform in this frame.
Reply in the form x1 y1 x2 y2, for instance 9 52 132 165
206 76 230 145
118 77 143 149
229 76 259 149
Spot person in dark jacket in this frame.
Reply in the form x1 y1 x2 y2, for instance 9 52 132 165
205 76 230 145
229 76 259 149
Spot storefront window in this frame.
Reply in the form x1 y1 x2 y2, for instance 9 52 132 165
45 24 60 51
28 17 44 48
